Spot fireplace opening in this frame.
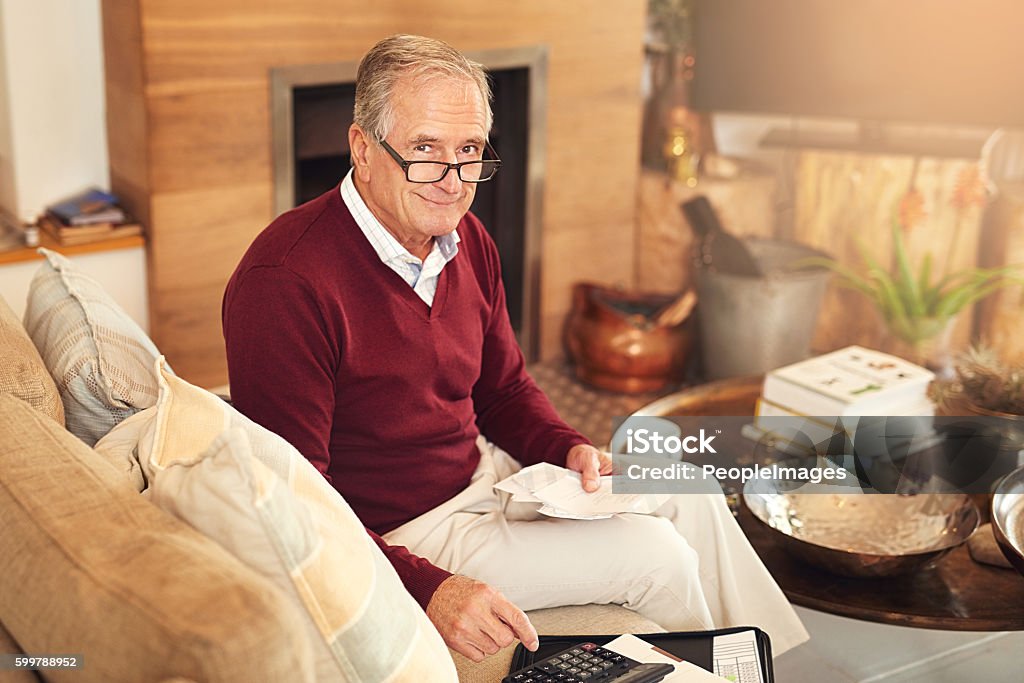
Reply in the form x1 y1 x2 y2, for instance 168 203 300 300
272 48 546 359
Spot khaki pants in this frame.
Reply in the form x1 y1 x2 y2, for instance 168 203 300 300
384 438 809 656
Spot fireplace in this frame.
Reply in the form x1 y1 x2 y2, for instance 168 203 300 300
270 47 548 360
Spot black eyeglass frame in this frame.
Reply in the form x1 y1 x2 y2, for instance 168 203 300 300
377 138 503 183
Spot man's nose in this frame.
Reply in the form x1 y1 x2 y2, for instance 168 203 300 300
435 164 463 193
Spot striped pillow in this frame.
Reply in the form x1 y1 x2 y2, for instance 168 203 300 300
139 358 457 682
23 248 162 445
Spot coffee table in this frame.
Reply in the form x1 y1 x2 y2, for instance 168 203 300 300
633 376 1024 631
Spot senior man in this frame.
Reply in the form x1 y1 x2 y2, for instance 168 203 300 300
223 34 807 662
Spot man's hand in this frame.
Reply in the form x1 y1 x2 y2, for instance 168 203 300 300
566 444 613 492
426 575 539 662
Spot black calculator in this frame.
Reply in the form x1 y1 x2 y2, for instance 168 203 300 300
502 641 675 683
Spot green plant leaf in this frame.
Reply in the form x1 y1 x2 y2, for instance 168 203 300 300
867 266 907 324
918 252 933 297
936 277 1018 318
891 218 925 318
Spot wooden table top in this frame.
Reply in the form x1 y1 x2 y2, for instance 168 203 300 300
637 376 1024 631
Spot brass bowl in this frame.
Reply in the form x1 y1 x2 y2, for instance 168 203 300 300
743 458 980 577
991 465 1024 577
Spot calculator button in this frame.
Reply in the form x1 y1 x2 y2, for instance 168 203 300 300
600 661 614 669
569 658 583 665
570 649 584 655
587 666 602 673
567 668 581 674
559 654 573 660
557 663 571 671
579 653 592 661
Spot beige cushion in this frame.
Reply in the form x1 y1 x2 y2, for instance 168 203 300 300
115 358 457 682
0 294 64 425
0 393 314 683
94 408 151 491
22 248 162 446
454 605 666 683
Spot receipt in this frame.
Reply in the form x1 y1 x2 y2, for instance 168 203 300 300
494 462 570 503
494 463 670 520
604 635 722 682
532 475 670 516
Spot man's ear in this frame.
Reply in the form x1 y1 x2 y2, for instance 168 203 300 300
348 124 372 182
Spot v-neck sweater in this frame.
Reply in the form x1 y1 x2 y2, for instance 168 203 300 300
223 185 589 608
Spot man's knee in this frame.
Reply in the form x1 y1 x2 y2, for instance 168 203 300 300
654 489 731 527
624 517 701 581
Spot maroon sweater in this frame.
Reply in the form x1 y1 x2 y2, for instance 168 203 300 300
222 186 589 608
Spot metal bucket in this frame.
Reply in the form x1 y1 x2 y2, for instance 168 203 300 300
696 238 830 379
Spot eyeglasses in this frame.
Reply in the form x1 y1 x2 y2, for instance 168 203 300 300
377 139 502 183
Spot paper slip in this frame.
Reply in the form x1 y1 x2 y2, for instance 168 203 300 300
603 634 722 682
494 462 569 503
532 475 671 517
494 463 669 520
537 505 613 521
496 464 610 518
712 631 764 683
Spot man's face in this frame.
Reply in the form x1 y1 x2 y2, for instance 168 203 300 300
350 74 488 250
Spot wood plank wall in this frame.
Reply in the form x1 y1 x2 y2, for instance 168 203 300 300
792 151 985 355
103 0 648 387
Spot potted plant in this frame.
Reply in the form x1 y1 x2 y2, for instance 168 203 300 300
939 345 1024 515
951 345 1024 418
815 166 1023 374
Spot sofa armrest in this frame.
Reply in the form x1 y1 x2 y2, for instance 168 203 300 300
0 619 42 683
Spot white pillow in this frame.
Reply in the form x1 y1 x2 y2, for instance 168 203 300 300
119 357 457 682
23 248 163 445
93 408 151 492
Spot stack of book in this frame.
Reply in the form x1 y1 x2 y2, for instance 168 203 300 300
749 346 936 456
38 188 141 246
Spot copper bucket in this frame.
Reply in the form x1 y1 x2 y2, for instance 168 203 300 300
564 283 694 393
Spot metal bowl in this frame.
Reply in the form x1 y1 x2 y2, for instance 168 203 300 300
743 458 980 577
991 465 1024 577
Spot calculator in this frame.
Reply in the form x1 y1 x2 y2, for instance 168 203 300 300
502 641 675 683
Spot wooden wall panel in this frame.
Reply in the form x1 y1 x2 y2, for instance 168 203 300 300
147 88 270 192
792 151 984 356
976 182 1024 362
147 183 272 379
104 0 648 386
102 1 151 228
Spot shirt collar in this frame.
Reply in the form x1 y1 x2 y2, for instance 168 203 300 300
340 168 460 266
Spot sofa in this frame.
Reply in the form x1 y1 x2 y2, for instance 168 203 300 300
0 250 662 683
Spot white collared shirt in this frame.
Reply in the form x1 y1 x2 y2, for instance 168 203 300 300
340 169 460 306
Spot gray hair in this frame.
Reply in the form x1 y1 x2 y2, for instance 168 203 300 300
353 34 493 143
